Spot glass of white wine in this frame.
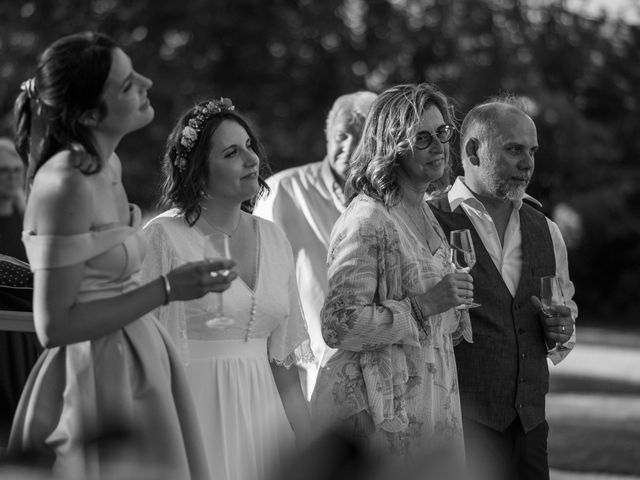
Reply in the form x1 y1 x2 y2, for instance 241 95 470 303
202 232 235 329
539 275 569 351
449 229 481 309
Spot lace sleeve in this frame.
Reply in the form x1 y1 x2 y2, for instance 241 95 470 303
140 221 189 363
266 224 314 369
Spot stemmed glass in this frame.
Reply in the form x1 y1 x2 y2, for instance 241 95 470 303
539 275 569 351
449 229 481 309
202 232 235 329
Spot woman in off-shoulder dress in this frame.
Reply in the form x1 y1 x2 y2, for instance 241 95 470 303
8 32 236 480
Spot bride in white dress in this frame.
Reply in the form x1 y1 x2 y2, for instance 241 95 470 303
140 98 313 480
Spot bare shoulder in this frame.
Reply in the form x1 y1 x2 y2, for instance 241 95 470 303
25 151 95 235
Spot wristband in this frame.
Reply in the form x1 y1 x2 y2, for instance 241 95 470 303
160 274 171 305
409 296 429 336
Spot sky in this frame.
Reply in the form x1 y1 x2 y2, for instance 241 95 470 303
566 0 640 24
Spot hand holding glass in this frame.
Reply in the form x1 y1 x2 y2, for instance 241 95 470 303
202 233 235 329
449 229 480 309
539 275 569 351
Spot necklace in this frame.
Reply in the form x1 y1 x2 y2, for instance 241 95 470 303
401 201 447 255
401 201 429 241
200 212 241 237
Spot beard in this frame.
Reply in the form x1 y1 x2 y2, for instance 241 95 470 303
502 182 527 202
478 161 528 202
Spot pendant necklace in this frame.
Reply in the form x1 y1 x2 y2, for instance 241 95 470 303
401 200 443 254
402 201 429 241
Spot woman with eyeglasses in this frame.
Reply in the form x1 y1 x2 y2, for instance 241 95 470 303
311 83 473 464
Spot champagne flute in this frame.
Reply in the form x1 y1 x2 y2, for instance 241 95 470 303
539 275 569 351
449 229 481 309
202 232 235 329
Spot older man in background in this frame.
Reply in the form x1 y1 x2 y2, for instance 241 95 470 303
255 91 377 400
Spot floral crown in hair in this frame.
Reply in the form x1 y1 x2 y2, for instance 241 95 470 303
173 97 235 172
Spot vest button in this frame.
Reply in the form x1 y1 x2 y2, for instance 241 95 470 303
521 353 527 359
518 403 525 409
518 328 526 335
519 377 526 383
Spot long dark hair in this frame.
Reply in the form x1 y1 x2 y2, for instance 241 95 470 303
14 32 118 181
159 101 271 226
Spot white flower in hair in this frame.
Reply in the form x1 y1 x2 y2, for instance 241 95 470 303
173 97 235 173
180 126 198 148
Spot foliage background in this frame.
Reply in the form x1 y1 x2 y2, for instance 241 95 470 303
1 0 639 326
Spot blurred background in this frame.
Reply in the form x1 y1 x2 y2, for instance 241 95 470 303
1 0 639 477
1 0 639 329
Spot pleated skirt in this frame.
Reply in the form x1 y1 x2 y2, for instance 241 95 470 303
185 338 295 480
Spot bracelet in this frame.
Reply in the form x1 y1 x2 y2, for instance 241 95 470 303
409 296 429 336
160 274 171 306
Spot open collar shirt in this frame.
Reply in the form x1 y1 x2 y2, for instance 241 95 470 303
446 177 577 364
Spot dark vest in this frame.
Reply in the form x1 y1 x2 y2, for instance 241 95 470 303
430 197 555 432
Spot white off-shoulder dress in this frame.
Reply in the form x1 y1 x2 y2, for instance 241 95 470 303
8 204 210 480
141 210 312 480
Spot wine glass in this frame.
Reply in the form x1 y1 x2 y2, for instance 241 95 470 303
449 229 481 309
202 232 235 329
539 275 569 351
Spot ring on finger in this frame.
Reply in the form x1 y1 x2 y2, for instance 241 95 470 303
210 269 230 279
561 325 565 333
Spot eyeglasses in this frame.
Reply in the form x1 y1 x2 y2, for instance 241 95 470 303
413 124 455 150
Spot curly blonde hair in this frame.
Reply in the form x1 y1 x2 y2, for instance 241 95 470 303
346 83 457 206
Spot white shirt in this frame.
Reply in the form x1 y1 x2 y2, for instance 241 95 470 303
254 159 343 398
446 177 577 364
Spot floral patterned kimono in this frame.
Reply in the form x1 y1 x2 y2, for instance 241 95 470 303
311 194 472 459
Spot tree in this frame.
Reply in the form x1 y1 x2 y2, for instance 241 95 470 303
1 0 638 323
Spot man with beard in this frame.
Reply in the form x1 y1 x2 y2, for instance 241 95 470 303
430 96 577 480
254 91 377 400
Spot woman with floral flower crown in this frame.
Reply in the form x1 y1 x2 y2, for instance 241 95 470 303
140 98 313 480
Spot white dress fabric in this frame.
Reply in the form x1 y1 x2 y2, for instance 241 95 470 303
253 160 345 399
140 210 312 480
9 205 210 480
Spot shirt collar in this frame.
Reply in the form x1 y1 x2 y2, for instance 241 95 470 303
321 157 347 208
447 176 542 213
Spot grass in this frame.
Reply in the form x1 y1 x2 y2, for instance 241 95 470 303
549 417 640 475
547 326 640 476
